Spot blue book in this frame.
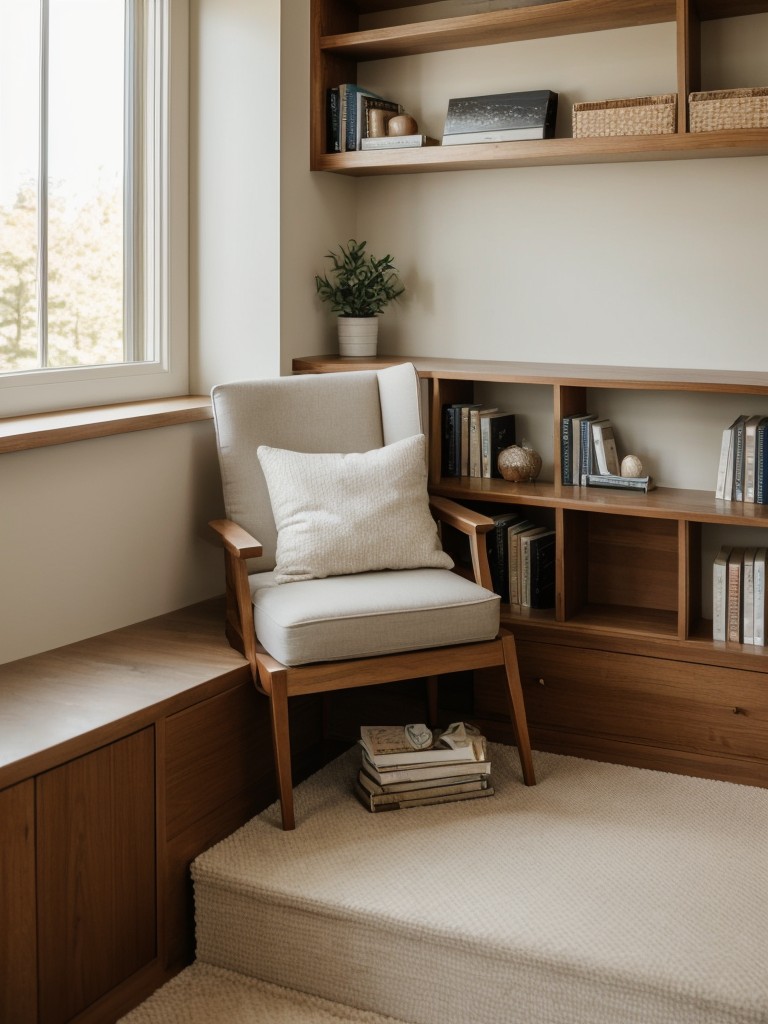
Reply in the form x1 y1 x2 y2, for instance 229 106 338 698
756 419 768 504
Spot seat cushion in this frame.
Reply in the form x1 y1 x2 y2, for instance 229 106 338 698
250 568 500 667
256 434 453 584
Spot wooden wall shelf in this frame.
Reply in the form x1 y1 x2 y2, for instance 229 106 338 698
310 0 768 174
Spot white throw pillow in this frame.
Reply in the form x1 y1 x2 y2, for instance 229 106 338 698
257 434 454 584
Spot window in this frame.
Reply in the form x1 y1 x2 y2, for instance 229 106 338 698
0 0 187 415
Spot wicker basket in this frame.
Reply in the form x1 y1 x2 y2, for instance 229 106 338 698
689 88 768 132
572 94 677 138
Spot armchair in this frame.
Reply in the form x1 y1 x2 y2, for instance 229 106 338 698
210 362 535 829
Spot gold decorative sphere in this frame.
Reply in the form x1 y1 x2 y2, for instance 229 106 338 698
498 444 542 482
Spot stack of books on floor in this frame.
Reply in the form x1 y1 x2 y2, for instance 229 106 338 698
355 722 493 813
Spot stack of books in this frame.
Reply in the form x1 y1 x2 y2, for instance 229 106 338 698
326 84 403 153
561 412 654 492
484 512 555 609
442 402 516 479
715 415 768 503
355 722 493 813
713 546 767 645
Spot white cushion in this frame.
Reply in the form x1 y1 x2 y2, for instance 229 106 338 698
250 569 500 666
257 434 453 585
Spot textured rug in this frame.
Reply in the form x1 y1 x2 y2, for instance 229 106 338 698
191 744 768 1024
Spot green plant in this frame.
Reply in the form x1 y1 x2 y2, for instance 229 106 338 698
315 239 404 317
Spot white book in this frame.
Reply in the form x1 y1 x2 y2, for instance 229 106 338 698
592 419 620 476
742 547 757 644
715 427 733 500
712 546 731 642
754 548 767 647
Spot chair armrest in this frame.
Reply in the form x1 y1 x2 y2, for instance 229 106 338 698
209 519 263 559
429 495 494 536
429 496 494 592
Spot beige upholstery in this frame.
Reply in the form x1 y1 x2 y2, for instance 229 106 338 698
210 363 535 829
250 568 499 667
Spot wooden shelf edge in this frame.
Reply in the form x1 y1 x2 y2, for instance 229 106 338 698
0 395 213 454
314 130 768 176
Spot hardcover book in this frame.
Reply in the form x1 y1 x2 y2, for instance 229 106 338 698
355 781 494 813
442 89 558 146
591 419 621 476
361 134 438 150
712 546 731 642
480 411 516 478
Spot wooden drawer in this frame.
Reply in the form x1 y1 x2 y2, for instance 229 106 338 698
475 640 768 785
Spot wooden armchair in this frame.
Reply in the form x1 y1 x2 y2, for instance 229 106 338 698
210 363 535 830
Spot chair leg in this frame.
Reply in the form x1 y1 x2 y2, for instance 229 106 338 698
267 671 296 830
426 675 439 728
501 633 536 786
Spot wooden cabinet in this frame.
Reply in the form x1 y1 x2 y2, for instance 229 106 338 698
293 354 768 786
310 0 768 175
0 599 327 1023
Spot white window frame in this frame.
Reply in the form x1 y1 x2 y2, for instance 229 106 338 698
0 0 188 417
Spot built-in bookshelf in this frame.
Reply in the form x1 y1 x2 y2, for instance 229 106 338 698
293 354 768 788
310 0 768 175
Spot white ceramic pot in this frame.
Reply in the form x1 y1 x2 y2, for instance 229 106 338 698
337 316 379 357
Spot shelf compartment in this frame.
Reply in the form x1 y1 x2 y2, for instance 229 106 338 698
321 0 678 60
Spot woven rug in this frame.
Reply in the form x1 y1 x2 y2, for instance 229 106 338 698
191 744 768 1024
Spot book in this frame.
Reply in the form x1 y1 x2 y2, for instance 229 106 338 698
326 86 341 152
756 419 768 504
712 546 731 642
337 84 388 152
743 415 763 502
508 524 549 607
480 411 516 478
715 426 734 500
442 404 461 477
469 406 497 477
524 529 556 609
732 414 748 501
727 548 744 643
442 90 558 146
359 723 483 769
356 93 402 150
560 413 581 485
354 781 495 813
724 414 746 501
571 413 597 485
485 512 520 601
591 419 620 476
754 548 767 646
358 767 489 796
583 473 656 492
357 770 489 803
459 404 482 476
361 134 439 150
742 547 757 643
360 749 492 786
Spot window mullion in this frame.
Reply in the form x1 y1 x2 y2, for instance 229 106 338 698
37 0 50 369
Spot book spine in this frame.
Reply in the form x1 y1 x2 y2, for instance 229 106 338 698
727 551 743 643
481 416 491 478
743 549 756 644
754 550 766 646
734 419 746 501
715 427 732 500
745 421 759 502
712 547 730 642
757 424 768 504
469 409 482 478
579 416 594 481
442 406 458 477
561 416 572 485
326 87 340 152
529 534 556 609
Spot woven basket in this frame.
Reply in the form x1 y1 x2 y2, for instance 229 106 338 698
689 88 768 132
572 94 677 138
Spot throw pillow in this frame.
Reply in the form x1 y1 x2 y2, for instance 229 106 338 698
257 434 453 584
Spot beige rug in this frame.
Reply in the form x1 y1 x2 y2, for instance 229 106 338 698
191 744 768 1024
119 963 412 1023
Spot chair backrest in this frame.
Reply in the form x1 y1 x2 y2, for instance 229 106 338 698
211 362 423 571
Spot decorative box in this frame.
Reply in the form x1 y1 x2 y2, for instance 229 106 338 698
572 93 677 138
689 88 768 132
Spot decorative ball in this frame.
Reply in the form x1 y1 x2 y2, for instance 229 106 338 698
387 114 418 137
620 454 644 478
497 444 542 483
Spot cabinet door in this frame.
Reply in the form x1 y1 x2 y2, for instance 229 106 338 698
36 728 156 1024
0 780 37 1023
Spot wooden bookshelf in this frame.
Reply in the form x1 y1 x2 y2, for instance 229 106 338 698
310 0 768 174
293 354 768 789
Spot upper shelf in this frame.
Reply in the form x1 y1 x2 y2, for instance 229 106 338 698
351 0 768 16
314 129 768 175
323 0 768 60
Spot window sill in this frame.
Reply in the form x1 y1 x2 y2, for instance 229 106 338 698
0 395 213 454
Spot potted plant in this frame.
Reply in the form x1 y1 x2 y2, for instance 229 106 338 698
315 239 404 357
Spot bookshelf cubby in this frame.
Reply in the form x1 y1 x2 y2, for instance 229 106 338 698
293 353 768 787
310 0 768 175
